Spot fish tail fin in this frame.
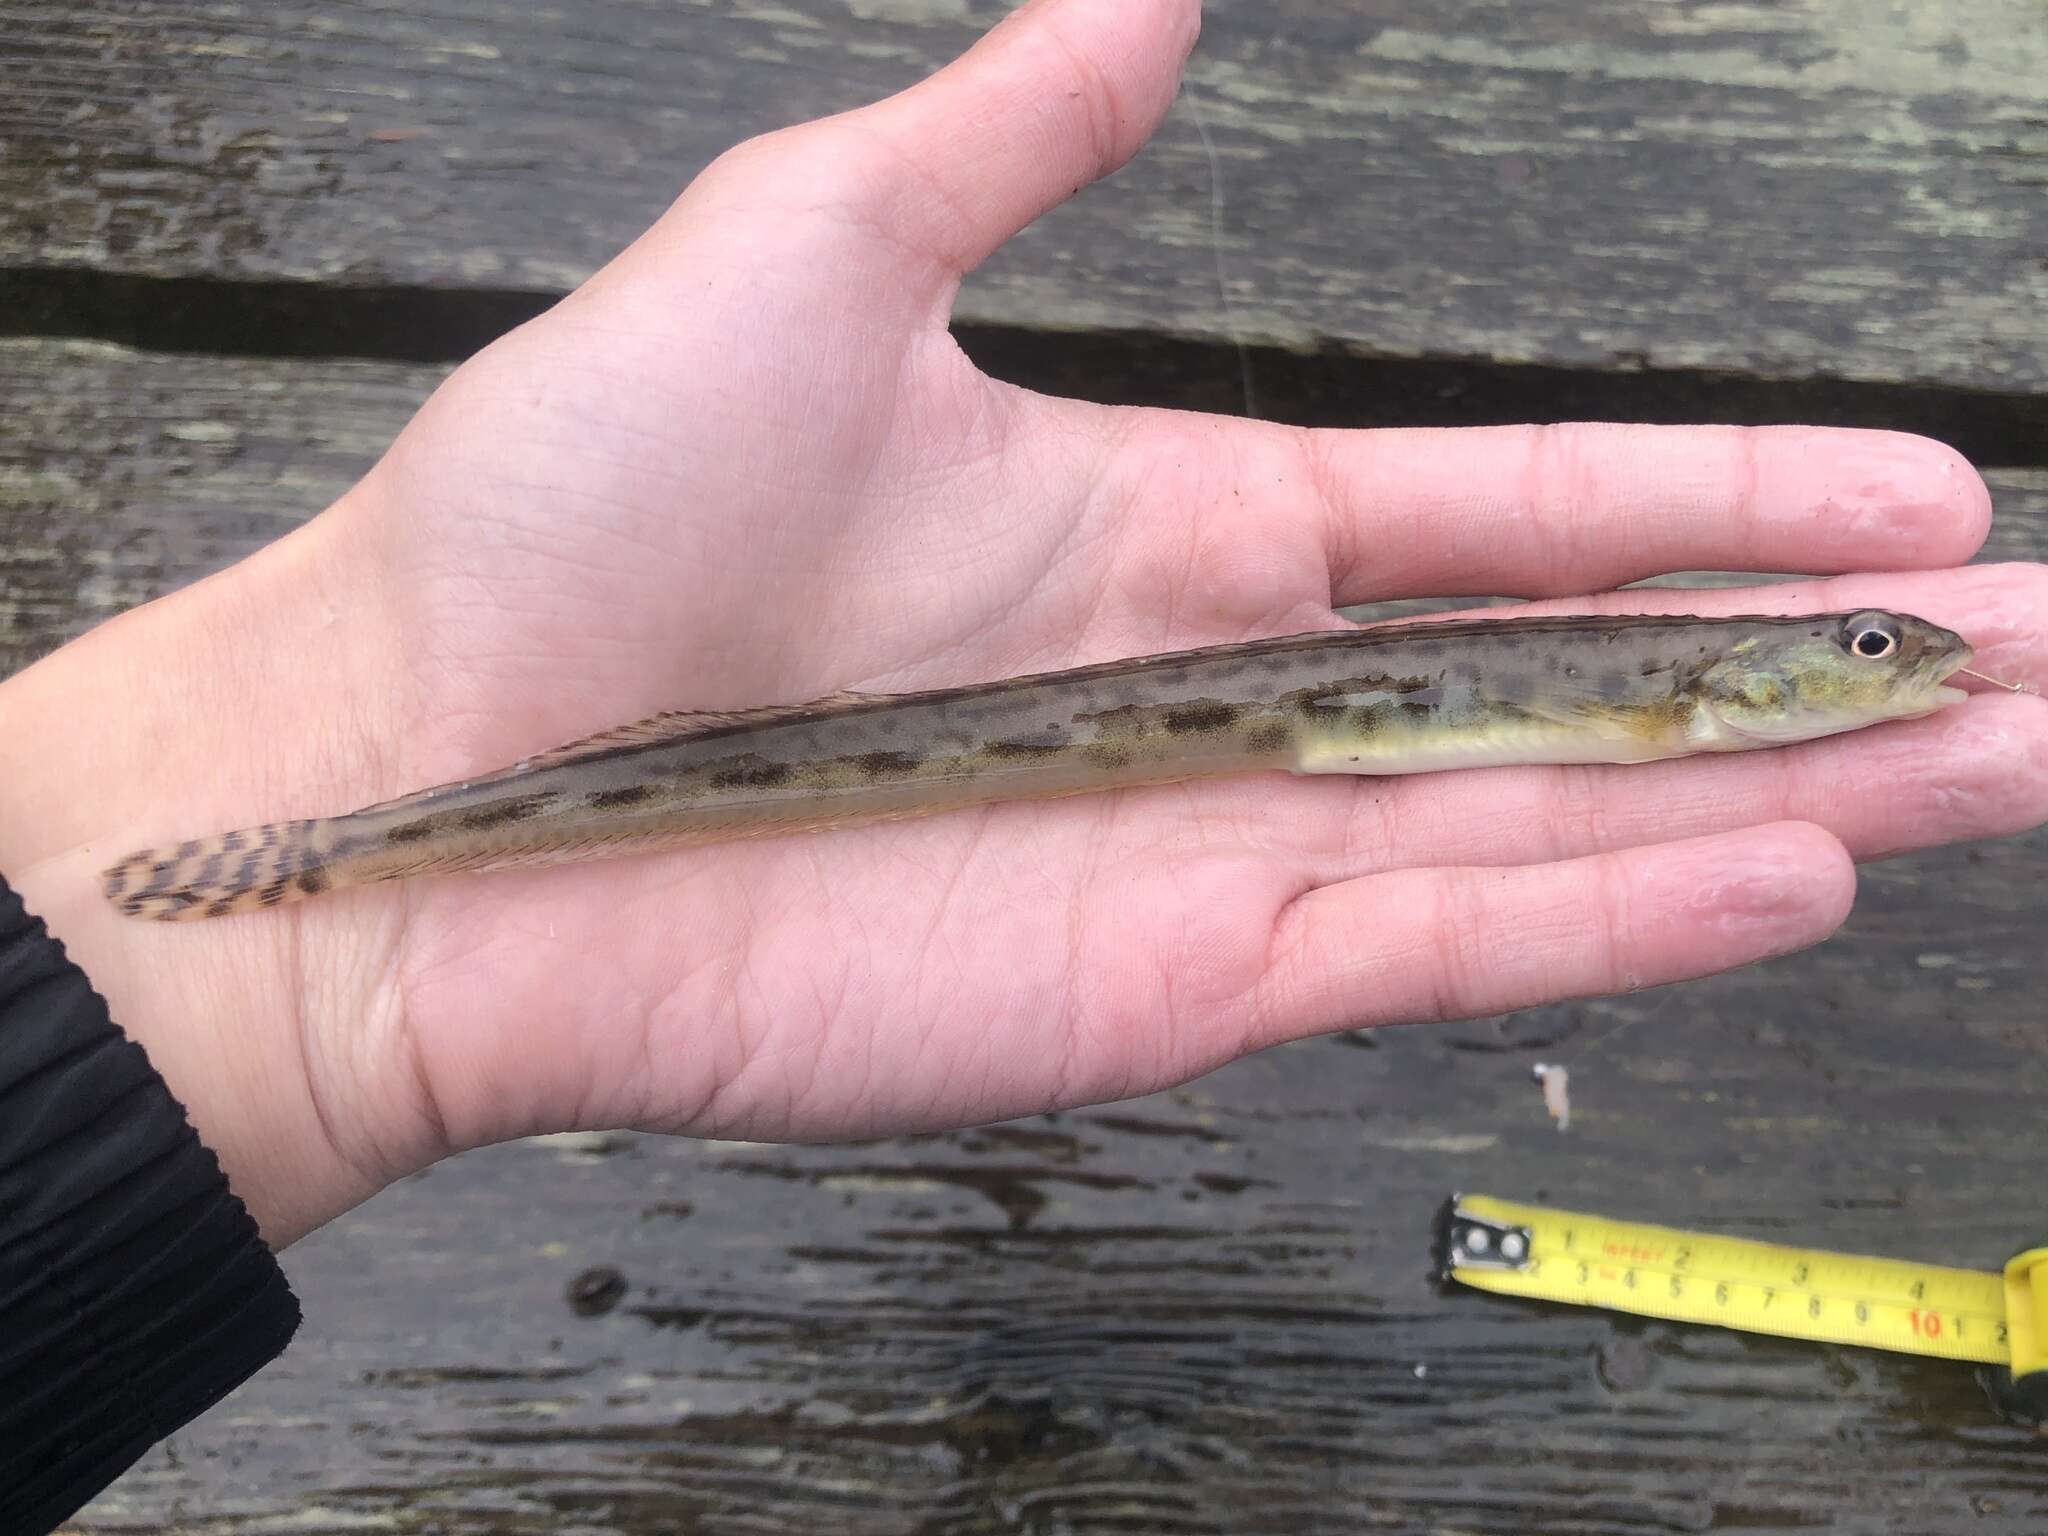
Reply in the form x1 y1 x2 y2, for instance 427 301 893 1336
101 817 355 922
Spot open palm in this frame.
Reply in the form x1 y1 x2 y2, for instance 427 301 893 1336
331 0 2048 1163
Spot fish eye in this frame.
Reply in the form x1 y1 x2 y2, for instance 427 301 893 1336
1851 625 1898 659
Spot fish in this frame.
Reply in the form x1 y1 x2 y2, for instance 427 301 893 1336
102 608 1975 921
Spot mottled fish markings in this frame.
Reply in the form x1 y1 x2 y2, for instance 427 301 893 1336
104 816 325 919
103 610 1974 920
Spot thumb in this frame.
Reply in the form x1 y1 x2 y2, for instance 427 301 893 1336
835 0 1200 294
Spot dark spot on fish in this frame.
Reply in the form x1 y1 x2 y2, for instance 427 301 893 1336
328 830 375 859
1496 672 1535 704
588 783 658 809
175 838 203 859
985 737 1067 760
1597 670 1631 701
386 819 436 845
709 762 796 790
296 868 329 896
1084 744 1134 770
1245 722 1291 754
221 829 248 853
1452 660 1481 682
852 750 920 777
227 849 262 892
257 878 290 907
206 898 236 919
260 824 279 848
1162 702 1239 735
457 793 555 831
120 897 144 916
1156 665 1190 687
1640 658 1663 677
1398 700 1434 722
193 852 227 891
1413 640 1444 658
1253 653 1290 675
137 866 180 898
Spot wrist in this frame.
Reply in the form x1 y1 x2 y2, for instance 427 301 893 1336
0 489 443 1246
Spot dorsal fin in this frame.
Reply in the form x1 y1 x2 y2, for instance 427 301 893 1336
352 689 900 817
511 689 891 771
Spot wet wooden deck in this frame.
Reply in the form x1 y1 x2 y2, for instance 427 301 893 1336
5 3 2046 1530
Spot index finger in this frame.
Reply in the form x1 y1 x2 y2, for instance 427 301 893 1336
1077 414 1993 609
1306 422 1990 604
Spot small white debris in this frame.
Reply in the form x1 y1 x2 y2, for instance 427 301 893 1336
162 420 239 444
1532 1063 1571 1131
1413 1362 1428 1379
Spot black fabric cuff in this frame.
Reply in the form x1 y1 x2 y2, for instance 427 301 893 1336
0 878 300 1535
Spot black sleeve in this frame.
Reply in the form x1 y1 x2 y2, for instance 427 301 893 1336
0 877 300 1535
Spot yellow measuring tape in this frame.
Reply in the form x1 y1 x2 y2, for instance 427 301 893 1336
1440 1193 2048 1417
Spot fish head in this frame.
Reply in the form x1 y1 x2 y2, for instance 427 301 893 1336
1691 610 1972 746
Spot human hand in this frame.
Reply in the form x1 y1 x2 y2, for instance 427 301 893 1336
7 0 2044 1245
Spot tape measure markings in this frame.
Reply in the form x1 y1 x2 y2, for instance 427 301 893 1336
1445 1194 2012 1366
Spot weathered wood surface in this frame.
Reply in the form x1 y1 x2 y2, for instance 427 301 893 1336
0 340 438 672
6 1 2048 396
6 340 2048 1531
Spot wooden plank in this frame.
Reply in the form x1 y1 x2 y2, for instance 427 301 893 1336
5 2 2048 392
0 340 445 672
8 338 2047 1530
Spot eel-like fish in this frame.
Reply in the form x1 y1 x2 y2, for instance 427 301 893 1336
103 609 1975 921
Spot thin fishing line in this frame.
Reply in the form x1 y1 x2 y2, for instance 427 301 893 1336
1183 78 1257 419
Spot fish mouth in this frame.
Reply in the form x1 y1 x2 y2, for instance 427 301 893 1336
1917 639 1974 712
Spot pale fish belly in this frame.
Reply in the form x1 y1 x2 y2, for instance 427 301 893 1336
1290 694 1685 775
